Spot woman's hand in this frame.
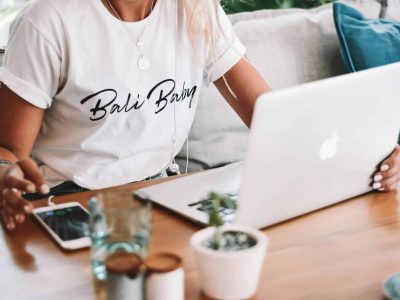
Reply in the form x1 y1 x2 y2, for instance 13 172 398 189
372 145 400 192
0 158 49 230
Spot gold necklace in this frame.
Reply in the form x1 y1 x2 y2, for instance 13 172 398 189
107 0 155 70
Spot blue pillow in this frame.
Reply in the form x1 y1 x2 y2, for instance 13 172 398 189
333 2 400 72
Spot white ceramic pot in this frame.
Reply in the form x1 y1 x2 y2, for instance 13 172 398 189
190 224 268 300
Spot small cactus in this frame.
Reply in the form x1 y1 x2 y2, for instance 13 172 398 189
200 192 237 250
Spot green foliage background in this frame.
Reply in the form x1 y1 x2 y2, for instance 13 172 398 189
220 0 334 13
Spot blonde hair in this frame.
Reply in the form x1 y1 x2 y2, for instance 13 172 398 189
181 0 220 51
181 0 239 99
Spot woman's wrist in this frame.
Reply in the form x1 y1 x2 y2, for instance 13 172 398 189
0 160 13 191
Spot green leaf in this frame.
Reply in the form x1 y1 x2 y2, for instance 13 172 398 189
220 196 237 210
199 191 238 227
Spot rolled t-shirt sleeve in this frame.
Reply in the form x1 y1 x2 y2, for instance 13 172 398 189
204 4 246 84
0 15 60 109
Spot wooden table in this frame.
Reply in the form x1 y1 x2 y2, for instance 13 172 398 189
1 177 400 300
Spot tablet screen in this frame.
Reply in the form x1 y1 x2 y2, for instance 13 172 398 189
36 206 90 241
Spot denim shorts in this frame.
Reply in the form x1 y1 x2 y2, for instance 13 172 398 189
23 169 168 201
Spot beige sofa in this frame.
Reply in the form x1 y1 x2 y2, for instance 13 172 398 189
176 0 400 172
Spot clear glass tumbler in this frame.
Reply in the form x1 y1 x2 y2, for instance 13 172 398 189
88 189 152 281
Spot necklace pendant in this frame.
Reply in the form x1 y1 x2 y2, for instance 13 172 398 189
137 56 150 70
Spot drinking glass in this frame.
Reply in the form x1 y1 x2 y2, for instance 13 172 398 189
88 189 152 281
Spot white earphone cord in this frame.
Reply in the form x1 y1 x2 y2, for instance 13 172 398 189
181 0 190 175
169 0 190 175
172 0 179 175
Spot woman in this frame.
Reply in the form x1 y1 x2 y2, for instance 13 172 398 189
0 0 398 231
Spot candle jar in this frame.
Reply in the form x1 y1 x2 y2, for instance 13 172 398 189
145 252 184 300
105 252 145 300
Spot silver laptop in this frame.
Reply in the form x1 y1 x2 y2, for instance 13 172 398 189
136 62 400 229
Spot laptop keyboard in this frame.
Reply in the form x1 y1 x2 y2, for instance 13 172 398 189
187 191 239 222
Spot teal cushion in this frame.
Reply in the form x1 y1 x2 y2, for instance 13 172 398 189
333 2 400 72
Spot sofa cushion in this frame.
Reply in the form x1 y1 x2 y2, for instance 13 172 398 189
227 0 382 23
384 0 400 20
177 0 383 171
334 2 400 72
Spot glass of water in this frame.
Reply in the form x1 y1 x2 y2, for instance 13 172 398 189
88 189 152 281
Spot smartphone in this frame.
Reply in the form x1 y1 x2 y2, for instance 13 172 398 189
33 202 91 250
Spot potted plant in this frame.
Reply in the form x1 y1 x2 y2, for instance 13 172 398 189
190 192 268 300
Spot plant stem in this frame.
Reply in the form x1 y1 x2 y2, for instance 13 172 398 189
212 226 222 250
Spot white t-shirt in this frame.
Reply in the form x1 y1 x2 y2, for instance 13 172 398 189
0 0 245 189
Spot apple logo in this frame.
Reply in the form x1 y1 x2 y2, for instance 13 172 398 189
319 131 339 160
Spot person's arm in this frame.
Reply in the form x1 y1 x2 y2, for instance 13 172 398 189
0 84 48 230
214 57 271 128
